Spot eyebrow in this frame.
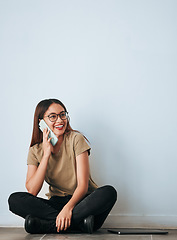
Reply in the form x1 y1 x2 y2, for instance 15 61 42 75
48 111 65 115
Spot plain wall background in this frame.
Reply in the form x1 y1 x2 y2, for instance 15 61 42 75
0 0 177 227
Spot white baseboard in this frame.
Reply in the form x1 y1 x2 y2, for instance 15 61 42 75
1 215 177 229
103 215 177 229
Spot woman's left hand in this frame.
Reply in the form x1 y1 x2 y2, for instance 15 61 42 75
56 205 73 232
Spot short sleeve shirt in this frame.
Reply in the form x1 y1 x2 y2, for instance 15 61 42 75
27 131 98 198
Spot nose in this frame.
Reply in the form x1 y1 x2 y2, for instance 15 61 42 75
55 114 63 122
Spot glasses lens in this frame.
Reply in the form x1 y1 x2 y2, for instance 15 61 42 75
48 114 57 122
60 111 68 120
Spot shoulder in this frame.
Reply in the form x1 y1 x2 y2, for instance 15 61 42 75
28 143 43 157
65 131 91 156
27 143 43 166
30 142 43 151
65 131 87 144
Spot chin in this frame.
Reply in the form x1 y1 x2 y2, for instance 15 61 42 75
55 133 62 138
54 130 65 138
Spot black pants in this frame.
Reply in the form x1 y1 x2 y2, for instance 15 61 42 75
8 185 117 231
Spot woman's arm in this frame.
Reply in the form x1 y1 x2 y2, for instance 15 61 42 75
25 128 52 196
25 154 49 196
56 150 90 232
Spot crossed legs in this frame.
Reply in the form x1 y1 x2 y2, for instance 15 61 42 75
8 185 117 233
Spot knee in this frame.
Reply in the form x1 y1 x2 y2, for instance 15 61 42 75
8 192 19 211
100 185 118 203
104 185 117 202
8 192 27 212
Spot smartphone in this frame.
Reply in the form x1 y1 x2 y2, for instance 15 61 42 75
39 119 58 146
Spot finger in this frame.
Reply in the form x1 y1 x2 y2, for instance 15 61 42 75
57 219 61 232
48 137 52 143
43 127 48 133
46 128 50 136
43 128 49 138
60 218 65 231
64 219 68 231
64 218 70 231
56 215 59 227
68 218 71 228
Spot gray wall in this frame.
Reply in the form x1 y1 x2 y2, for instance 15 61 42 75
0 0 177 227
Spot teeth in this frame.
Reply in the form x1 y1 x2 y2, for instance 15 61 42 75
55 125 64 129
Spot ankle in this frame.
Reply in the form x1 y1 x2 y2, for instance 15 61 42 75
25 215 56 234
79 215 94 234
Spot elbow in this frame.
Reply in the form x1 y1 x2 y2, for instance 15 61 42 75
25 182 38 196
78 182 89 196
27 189 38 197
84 183 89 195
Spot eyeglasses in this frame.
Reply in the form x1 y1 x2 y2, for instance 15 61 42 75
45 111 69 122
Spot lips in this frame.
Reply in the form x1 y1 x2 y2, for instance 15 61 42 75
54 124 64 130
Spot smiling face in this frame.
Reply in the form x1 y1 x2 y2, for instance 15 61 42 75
43 103 68 138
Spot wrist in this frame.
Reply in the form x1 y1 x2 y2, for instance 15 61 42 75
43 152 50 159
64 203 74 211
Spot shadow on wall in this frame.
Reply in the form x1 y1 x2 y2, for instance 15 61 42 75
86 119 146 216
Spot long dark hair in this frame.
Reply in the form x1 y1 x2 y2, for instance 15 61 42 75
30 99 74 147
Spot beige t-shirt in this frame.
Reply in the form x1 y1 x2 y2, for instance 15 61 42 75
27 131 98 198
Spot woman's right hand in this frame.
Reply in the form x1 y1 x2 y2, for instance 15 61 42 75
42 128 53 158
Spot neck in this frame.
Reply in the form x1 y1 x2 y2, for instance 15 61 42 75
52 134 64 153
57 134 64 144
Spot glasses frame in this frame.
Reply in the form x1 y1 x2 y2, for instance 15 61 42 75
45 111 69 122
